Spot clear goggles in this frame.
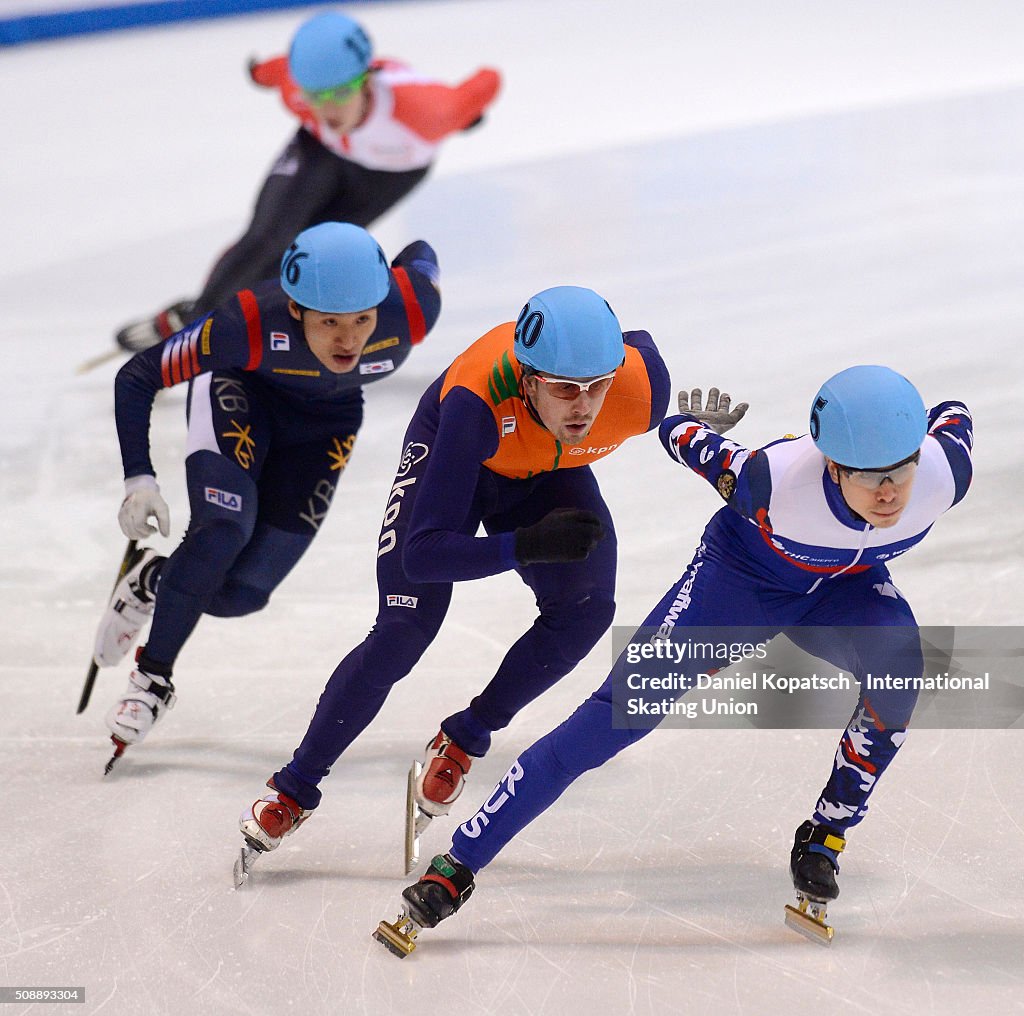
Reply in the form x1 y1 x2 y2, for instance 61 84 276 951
302 71 369 107
529 370 617 401
838 450 920 490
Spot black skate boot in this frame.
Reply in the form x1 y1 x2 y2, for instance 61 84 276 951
115 300 195 352
373 853 475 958
784 820 846 945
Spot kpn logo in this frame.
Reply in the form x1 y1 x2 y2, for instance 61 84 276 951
568 442 619 456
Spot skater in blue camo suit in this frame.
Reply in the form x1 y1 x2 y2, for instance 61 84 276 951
383 365 973 949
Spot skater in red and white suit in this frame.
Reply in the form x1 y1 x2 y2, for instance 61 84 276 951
115 9 500 352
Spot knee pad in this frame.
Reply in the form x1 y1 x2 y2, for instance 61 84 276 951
205 581 270 618
206 525 314 617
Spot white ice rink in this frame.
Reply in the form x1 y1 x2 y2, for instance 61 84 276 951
2 1 1024 1013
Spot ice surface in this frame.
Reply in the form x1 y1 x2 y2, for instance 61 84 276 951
1 2 1022 1013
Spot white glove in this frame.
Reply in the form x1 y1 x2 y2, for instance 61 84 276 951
118 475 170 540
677 387 749 435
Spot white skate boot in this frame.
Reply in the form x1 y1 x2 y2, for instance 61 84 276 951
93 546 164 668
105 659 176 746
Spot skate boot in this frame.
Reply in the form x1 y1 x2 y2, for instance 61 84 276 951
93 546 164 668
103 651 176 773
415 730 473 818
115 300 195 352
784 820 846 945
373 853 475 958
239 777 313 851
234 777 314 887
405 732 475 874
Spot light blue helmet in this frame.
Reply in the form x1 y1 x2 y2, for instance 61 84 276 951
280 222 391 313
288 12 372 92
810 365 927 468
514 286 625 378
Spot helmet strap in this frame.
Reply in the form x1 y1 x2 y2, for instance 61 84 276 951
518 371 549 431
827 464 869 526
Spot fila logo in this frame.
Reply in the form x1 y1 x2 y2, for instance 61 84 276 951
501 416 516 436
270 332 290 351
360 359 395 375
386 594 418 608
568 442 619 456
205 487 242 511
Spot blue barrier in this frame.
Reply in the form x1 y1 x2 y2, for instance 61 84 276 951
0 1 403 46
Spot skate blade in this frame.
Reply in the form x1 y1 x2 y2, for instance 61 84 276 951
784 896 834 945
103 737 128 776
233 841 264 889
372 913 420 958
405 760 425 875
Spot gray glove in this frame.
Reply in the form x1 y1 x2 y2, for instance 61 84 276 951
677 387 749 435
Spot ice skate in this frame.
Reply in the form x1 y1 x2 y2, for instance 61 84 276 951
404 760 425 875
416 730 474 815
103 653 176 773
783 820 846 944
373 853 475 958
235 778 312 887
404 731 474 873
93 546 164 668
115 300 195 353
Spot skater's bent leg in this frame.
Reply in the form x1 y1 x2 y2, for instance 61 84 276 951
444 471 618 755
320 162 430 227
208 420 359 616
280 580 454 802
445 566 725 873
450 691 647 873
443 584 616 755
811 642 919 831
145 451 258 665
278 405 472 806
206 524 313 616
193 133 344 313
792 572 922 832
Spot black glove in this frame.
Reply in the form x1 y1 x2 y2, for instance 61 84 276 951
514 509 606 566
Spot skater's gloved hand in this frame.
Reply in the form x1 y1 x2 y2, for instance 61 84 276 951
246 55 281 88
118 475 170 540
514 509 605 566
677 387 749 435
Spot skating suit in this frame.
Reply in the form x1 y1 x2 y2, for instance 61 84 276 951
251 56 501 171
275 324 671 808
190 60 499 313
114 242 440 667
450 401 973 870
